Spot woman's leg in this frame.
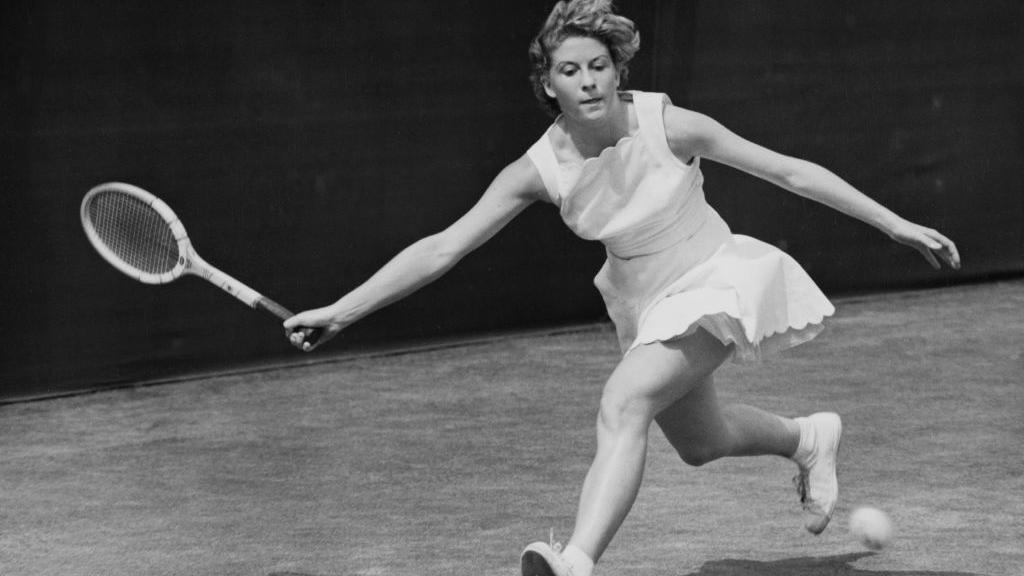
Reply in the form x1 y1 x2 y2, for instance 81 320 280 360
565 328 733 563
654 376 800 467
522 329 840 576
655 372 842 535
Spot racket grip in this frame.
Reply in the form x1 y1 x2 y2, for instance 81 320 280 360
255 297 324 347
255 296 294 320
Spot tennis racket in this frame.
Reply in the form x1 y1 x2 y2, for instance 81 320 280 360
81 181 319 344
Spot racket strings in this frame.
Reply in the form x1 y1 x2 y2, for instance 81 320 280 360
87 192 181 274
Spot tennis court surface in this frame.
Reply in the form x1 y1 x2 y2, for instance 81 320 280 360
2 279 1021 576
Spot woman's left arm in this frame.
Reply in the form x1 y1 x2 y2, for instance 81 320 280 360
664 106 961 270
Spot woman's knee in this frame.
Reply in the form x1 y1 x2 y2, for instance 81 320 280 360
596 332 732 439
597 388 656 436
657 399 735 467
672 441 726 467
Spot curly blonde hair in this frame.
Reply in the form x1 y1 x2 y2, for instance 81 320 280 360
528 0 641 117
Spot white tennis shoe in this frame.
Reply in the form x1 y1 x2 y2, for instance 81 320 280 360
521 540 574 576
792 412 842 535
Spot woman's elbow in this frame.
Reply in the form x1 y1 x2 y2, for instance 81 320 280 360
420 233 465 272
779 158 822 194
781 170 808 194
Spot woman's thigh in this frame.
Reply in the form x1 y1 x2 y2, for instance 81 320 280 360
654 373 730 460
602 328 733 420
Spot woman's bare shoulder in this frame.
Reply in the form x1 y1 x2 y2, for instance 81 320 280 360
661 103 719 159
495 152 549 203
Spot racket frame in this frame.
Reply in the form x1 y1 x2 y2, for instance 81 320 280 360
81 182 264 311
81 182 188 285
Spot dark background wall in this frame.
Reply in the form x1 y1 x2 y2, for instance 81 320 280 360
2 1 1021 401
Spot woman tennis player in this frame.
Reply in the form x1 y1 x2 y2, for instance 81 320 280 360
285 2 961 574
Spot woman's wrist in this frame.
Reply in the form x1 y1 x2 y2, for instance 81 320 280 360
866 208 905 238
329 298 365 327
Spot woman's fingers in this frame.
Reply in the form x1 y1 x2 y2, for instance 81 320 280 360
283 309 339 352
900 224 961 271
923 229 961 270
917 245 941 269
936 235 961 270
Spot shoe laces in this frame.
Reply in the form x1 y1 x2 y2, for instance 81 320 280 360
793 472 809 504
549 527 563 553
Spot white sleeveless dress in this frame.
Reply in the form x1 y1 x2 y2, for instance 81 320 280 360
526 91 835 362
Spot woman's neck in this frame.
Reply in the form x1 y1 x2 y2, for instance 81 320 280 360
561 94 633 159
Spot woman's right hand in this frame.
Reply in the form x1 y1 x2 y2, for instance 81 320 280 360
283 305 350 352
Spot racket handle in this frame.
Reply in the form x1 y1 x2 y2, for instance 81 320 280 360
255 296 324 347
255 296 294 320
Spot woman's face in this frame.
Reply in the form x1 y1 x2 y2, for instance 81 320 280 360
543 36 620 121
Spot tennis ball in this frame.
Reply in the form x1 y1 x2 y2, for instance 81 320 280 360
849 506 893 550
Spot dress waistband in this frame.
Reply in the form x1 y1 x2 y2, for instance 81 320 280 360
603 192 711 259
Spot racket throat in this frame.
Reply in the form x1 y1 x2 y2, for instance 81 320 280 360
188 253 263 309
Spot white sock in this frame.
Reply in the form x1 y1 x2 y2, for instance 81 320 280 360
561 544 594 576
792 416 815 467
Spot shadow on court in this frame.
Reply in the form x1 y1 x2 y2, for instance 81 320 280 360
683 553 984 576
268 553 988 576
264 553 995 576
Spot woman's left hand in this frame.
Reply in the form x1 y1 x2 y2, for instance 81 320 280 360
888 219 961 270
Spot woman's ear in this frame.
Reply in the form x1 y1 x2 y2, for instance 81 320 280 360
542 75 556 99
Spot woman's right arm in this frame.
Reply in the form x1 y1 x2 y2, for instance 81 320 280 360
284 154 546 351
